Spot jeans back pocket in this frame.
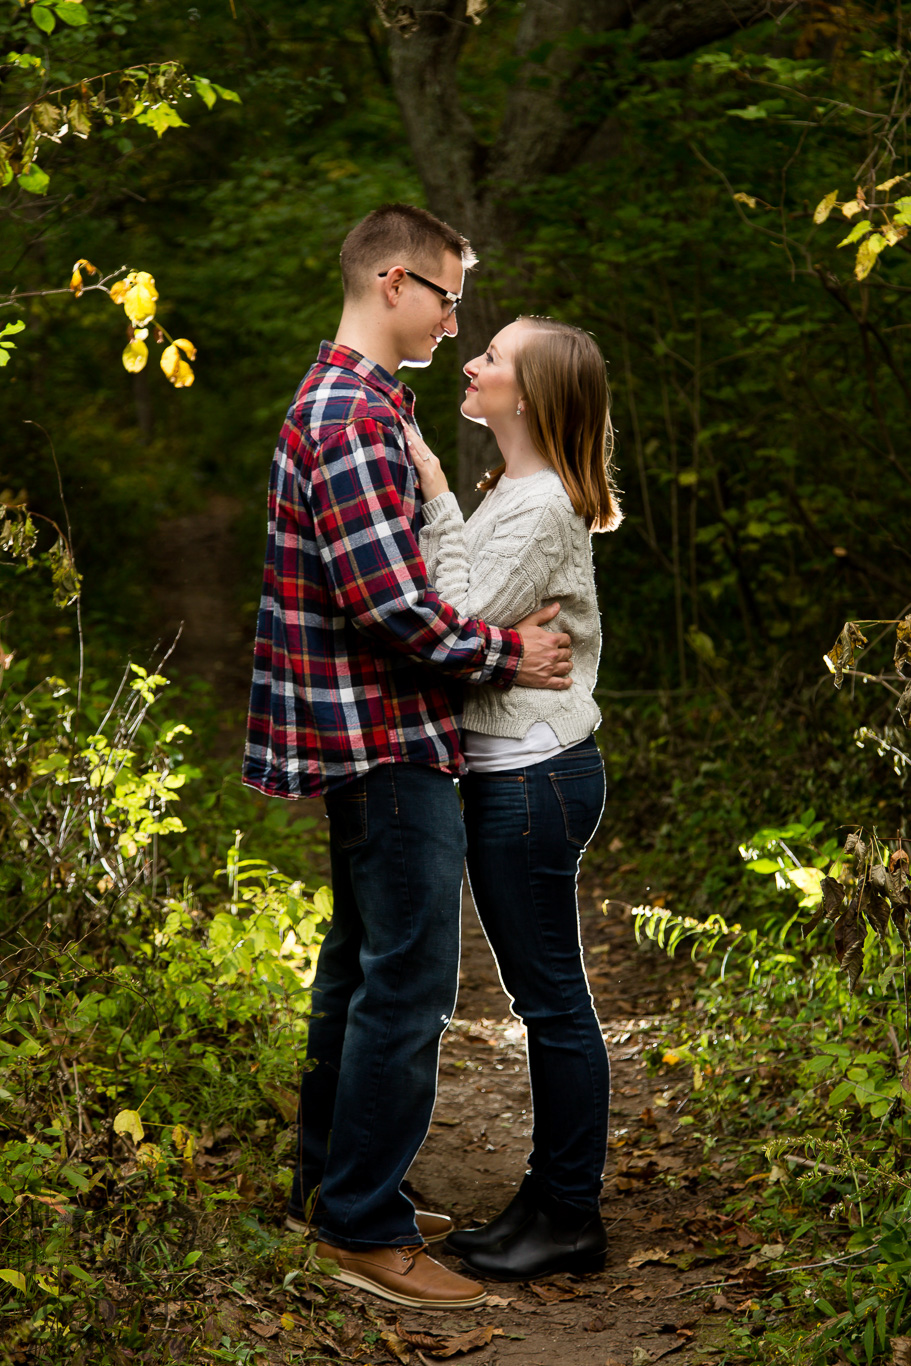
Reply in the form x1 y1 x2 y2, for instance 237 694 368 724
548 764 605 849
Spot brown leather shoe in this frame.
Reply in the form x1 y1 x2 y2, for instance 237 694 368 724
286 1210 453 1244
316 1240 487 1309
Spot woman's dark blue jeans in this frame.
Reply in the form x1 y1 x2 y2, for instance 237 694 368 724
290 762 465 1249
460 736 609 1211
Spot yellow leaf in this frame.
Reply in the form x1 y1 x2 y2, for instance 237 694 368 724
855 233 887 281
122 338 148 373
69 257 97 297
841 199 863 219
122 272 158 326
160 343 194 388
662 1050 681 1066
172 1124 195 1158
113 1108 144 1142
733 192 757 208
813 190 838 224
0 1269 26 1293
877 175 906 192
280 1313 295 1330
136 1143 162 1169
883 224 908 247
785 867 824 906
109 274 133 305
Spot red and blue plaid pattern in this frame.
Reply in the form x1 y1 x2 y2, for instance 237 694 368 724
243 342 523 799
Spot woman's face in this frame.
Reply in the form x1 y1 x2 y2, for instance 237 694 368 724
461 320 528 427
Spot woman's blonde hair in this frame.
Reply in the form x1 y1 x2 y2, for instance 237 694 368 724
479 317 622 532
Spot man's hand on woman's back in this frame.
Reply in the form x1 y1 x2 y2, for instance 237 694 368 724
513 602 573 690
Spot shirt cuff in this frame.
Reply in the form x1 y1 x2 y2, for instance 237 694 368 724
420 491 461 526
481 625 523 690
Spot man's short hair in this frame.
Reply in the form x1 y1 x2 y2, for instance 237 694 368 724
340 203 477 299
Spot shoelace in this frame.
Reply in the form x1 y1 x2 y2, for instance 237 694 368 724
397 1243 428 1268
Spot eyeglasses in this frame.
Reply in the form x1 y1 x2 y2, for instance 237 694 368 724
378 268 461 318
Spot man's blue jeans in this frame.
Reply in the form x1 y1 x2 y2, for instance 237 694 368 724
460 736 609 1211
290 762 465 1249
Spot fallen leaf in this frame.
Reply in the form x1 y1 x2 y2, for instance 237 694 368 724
434 1326 503 1357
249 1322 280 1340
235 1173 258 1204
381 1329 412 1362
711 1293 735 1311
529 1281 580 1303
628 1247 671 1269
632 1349 655 1365
891 1336 911 1366
485 1294 513 1307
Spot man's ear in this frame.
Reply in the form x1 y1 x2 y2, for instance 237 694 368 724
380 265 407 308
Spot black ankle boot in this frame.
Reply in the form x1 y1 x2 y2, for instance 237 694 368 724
443 1176 538 1257
458 1191 607 1280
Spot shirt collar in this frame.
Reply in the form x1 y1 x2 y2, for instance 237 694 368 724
318 341 416 418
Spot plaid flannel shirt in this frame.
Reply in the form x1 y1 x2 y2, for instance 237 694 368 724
243 342 524 799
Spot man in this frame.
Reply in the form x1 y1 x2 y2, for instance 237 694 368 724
244 204 572 1310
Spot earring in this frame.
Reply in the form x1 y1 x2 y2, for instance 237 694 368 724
516 405 523 417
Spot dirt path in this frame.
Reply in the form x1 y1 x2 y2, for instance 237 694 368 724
307 882 760 1366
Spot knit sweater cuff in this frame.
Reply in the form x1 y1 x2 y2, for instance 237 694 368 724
420 491 461 525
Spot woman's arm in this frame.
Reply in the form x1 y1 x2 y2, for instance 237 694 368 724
405 424 568 628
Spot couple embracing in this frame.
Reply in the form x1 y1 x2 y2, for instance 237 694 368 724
243 203 622 1310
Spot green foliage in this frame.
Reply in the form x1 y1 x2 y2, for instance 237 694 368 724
0 622 332 1359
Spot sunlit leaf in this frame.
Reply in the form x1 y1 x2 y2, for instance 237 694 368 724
53 1 89 24
841 199 863 219
122 338 148 373
193 76 217 109
876 175 906 191
135 104 189 138
837 219 871 248
0 1270 26 1293
122 271 158 325
785 866 824 905
855 233 886 281
17 163 50 195
813 190 838 224
31 5 55 32
823 621 868 688
733 192 757 208
160 343 194 388
69 258 96 297
113 1108 144 1142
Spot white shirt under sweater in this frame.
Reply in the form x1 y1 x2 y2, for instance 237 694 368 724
419 469 602 770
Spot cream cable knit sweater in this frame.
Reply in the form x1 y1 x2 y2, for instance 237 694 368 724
419 469 602 744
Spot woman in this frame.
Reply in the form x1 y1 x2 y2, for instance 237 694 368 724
403 316 621 1281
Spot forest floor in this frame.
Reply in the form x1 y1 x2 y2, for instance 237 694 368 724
265 882 767 1366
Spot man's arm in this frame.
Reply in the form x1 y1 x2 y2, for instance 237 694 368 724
306 416 525 686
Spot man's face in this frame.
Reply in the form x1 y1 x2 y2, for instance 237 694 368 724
394 251 463 369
